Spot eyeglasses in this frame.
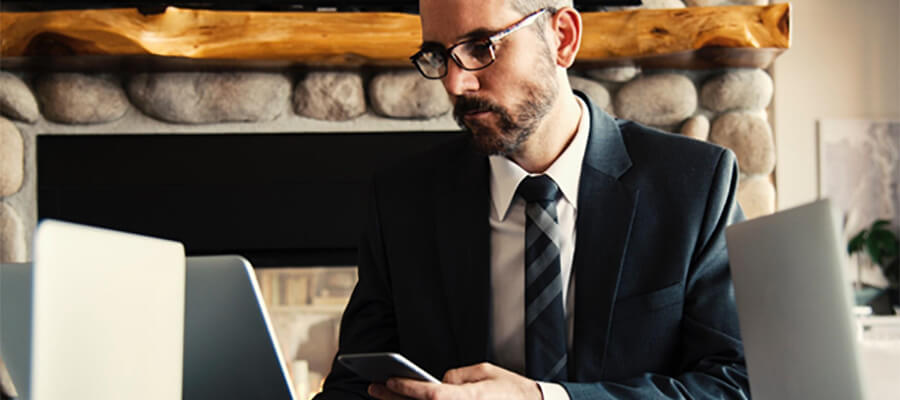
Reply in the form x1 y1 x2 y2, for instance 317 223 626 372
410 8 551 80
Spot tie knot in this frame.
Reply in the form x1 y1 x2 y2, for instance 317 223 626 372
517 175 561 203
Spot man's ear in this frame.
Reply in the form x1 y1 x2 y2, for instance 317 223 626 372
551 7 582 68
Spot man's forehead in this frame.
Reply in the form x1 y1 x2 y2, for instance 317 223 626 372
419 0 519 44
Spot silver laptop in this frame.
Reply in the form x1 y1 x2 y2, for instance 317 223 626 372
726 199 867 400
183 255 295 400
30 220 186 400
0 262 31 399
2 253 295 400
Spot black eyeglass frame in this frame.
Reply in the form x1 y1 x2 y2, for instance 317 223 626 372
410 8 552 80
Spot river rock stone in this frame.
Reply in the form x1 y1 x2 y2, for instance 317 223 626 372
585 66 641 83
686 0 769 6
603 6 641 11
293 71 366 121
700 69 773 112
614 73 697 127
368 70 451 119
128 72 290 124
0 118 24 196
737 176 776 219
709 112 775 175
680 114 710 141
0 72 39 123
568 75 612 114
35 73 129 124
0 202 26 263
642 0 686 8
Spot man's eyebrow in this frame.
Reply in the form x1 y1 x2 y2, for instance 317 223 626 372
458 28 496 41
419 28 498 50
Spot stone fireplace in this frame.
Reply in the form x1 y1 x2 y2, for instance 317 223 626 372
0 0 786 397
0 65 778 263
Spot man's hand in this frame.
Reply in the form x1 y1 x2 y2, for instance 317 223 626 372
367 362 543 400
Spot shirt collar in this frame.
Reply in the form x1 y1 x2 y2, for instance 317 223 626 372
489 96 590 221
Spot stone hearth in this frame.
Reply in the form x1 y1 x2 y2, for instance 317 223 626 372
0 65 776 263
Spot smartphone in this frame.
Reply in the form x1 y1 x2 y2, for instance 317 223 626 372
337 352 441 384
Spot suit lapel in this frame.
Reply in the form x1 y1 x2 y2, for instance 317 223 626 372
571 94 640 381
434 143 492 367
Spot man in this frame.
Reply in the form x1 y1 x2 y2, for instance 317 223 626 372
316 0 749 398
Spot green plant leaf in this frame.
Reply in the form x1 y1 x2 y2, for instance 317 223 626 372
848 230 868 254
877 227 898 253
866 238 882 265
869 221 897 237
885 237 899 258
872 219 891 230
869 229 899 259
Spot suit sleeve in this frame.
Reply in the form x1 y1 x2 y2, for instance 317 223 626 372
314 178 399 400
560 149 750 399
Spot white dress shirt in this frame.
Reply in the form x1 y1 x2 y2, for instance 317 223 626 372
489 97 590 399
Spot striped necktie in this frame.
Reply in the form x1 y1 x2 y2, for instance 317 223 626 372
517 175 568 382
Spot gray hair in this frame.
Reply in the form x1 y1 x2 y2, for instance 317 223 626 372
509 0 573 17
507 0 572 49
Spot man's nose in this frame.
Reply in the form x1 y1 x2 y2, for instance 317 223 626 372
441 60 480 96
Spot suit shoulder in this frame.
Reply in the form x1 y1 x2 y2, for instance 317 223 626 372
617 119 732 170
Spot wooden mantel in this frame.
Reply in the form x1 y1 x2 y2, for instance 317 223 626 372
0 4 790 70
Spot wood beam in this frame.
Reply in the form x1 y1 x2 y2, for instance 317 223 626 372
0 4 790 69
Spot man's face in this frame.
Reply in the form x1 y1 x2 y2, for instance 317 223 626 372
419 0 559 156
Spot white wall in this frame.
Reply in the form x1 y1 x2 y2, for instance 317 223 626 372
773 0 900 210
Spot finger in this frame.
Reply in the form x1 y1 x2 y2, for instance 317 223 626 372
442 362 496 384
368 383 413 400
386 377 441 399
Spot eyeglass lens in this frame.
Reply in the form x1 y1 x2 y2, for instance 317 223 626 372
416 50 447 78
415 41 495 79
454 42 495 70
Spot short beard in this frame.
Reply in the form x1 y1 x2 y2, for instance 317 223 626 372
452 58 558 156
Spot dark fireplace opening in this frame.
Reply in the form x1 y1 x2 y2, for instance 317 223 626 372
37 132 460 267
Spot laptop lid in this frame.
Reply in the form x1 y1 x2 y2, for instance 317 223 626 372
183 255 295 400
726 199 867 400
30 220 185 400
0 262 31 399
2 255 296 400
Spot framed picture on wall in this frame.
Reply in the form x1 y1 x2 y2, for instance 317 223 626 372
817 119 900 286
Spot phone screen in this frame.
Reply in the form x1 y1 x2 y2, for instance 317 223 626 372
337 352 441 384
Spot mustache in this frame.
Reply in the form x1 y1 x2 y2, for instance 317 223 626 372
453 96 503 119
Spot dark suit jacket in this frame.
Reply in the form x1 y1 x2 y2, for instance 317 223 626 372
316 93 749 399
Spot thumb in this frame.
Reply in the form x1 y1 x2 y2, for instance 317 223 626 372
442 362 497 384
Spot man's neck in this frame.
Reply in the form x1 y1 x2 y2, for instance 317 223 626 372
509 92 583 174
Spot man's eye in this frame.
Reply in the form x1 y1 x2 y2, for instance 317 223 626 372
467 42 493 62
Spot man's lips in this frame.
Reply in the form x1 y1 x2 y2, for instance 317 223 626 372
464 110 491 118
